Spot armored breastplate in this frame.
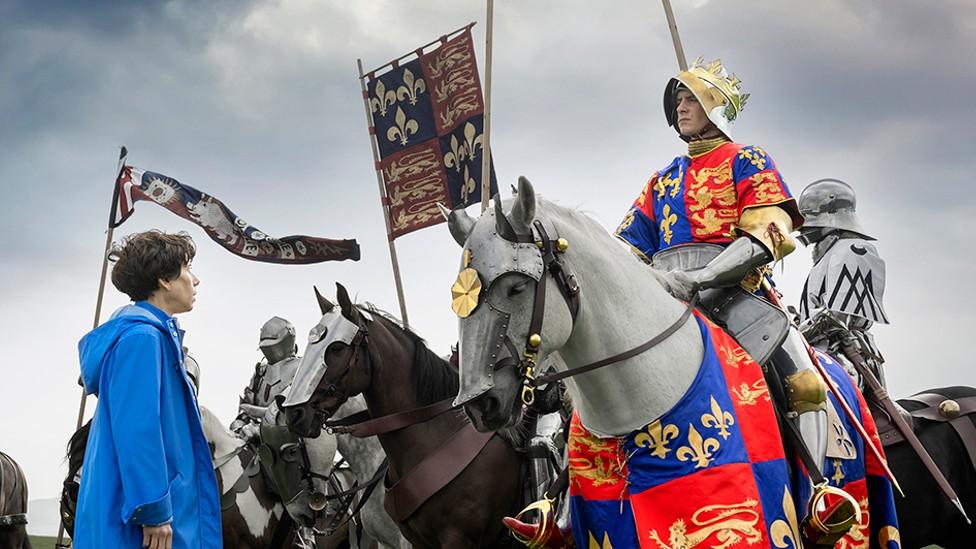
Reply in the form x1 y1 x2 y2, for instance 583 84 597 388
254 356 302 407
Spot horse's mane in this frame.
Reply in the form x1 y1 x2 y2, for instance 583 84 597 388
65 420 91 481
358 303 460 406
535 195 672 285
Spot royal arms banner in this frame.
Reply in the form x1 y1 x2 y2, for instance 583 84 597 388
365 26 497 239
111 165 360 264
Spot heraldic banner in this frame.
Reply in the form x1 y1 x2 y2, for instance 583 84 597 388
111 165 360 264
365 26 498 240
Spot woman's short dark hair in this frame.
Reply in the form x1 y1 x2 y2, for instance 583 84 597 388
110 231 196 301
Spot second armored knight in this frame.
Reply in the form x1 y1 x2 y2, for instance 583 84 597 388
230 316 302 438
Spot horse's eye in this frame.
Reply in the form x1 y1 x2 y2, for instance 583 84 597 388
508 282 528 297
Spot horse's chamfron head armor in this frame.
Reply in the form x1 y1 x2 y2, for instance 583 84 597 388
447 178 579 430
664 57 749 141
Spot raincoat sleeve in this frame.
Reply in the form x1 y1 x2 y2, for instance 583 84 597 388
615 172 660 262
105 329 173 526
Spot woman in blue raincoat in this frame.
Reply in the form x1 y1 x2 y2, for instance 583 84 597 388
75 231 221 549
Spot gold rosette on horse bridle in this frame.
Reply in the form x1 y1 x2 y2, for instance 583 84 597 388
452 268 482 318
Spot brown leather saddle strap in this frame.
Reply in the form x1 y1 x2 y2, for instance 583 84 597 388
383 422 494 522
328 397 456 438
906 393 976 472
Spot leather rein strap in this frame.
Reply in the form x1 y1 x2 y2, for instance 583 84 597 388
325 397 457 438
498 219 697 393
532 294 699 387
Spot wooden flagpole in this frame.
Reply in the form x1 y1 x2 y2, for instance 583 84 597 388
357 58 410 328
55 145 127 548
661 0 688 71
480 0 495 212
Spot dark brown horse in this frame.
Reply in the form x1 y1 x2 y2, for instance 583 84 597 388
282 283 525 548
0 451 30 549
885 386 976 548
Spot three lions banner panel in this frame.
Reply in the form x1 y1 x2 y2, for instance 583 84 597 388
366 28 497 240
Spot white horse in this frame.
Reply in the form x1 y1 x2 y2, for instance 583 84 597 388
447 178 898 547
449 179 703 437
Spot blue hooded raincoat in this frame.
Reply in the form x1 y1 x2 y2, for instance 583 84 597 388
75 301 221 548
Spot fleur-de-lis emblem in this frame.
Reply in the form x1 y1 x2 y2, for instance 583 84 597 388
831 458 845 485
701 396 735 440
660 204 678 245
588 531 613 549
395 68 426 106
444 134 468 172
655 171 682 199
634 419 680 459
370 80 397 117
386 106 419 146
676 424 720 469
461 121 484 160
770 486 801 548
460 165 477 204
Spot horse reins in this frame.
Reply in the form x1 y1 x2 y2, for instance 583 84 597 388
494 218 698 405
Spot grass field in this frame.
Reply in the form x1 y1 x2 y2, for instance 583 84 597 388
29 536 59 549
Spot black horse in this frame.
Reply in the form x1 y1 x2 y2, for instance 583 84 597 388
282 284 526 548
0 451 30 549
885 386 976 548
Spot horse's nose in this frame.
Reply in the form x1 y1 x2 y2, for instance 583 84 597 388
284 406 307 431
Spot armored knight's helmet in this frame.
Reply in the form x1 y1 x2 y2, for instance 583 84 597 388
664 57 749 142
797 178 874 243
259 316 297 364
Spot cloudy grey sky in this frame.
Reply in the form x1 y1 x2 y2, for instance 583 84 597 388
2 0 974 515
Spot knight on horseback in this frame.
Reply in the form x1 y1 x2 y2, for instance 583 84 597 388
231 316 302 440
612 57 866 542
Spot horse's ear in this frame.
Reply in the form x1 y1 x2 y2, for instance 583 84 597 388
314 286 334 314
335 282 355 319
509 176 536 233
441 203 475 247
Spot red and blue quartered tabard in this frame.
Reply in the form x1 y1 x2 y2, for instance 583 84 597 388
792 352 900 548
366 28 498 239
615 142 803 261
569 313 801 548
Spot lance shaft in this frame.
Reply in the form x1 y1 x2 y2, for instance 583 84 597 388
480 0 494 213
57 147 127 548
762 281 903 496
841 336 970 523
661 0 688 71
357 58 410 328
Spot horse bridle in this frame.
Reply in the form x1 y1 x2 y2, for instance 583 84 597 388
307 318 370 426
490 217 698 406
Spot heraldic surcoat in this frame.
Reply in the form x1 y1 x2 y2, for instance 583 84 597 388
568 314 899 548
616 142 802 259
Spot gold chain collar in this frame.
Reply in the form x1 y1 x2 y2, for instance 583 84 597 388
688 136 730 157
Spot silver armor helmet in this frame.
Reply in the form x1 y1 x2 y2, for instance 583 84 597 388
259 316 297 365
797 179 874 245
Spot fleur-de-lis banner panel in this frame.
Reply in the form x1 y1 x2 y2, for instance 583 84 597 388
367 28 498 240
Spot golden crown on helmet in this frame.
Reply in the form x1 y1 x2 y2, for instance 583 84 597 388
664 57 750 141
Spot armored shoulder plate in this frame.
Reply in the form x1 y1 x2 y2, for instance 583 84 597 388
799 238 888 325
